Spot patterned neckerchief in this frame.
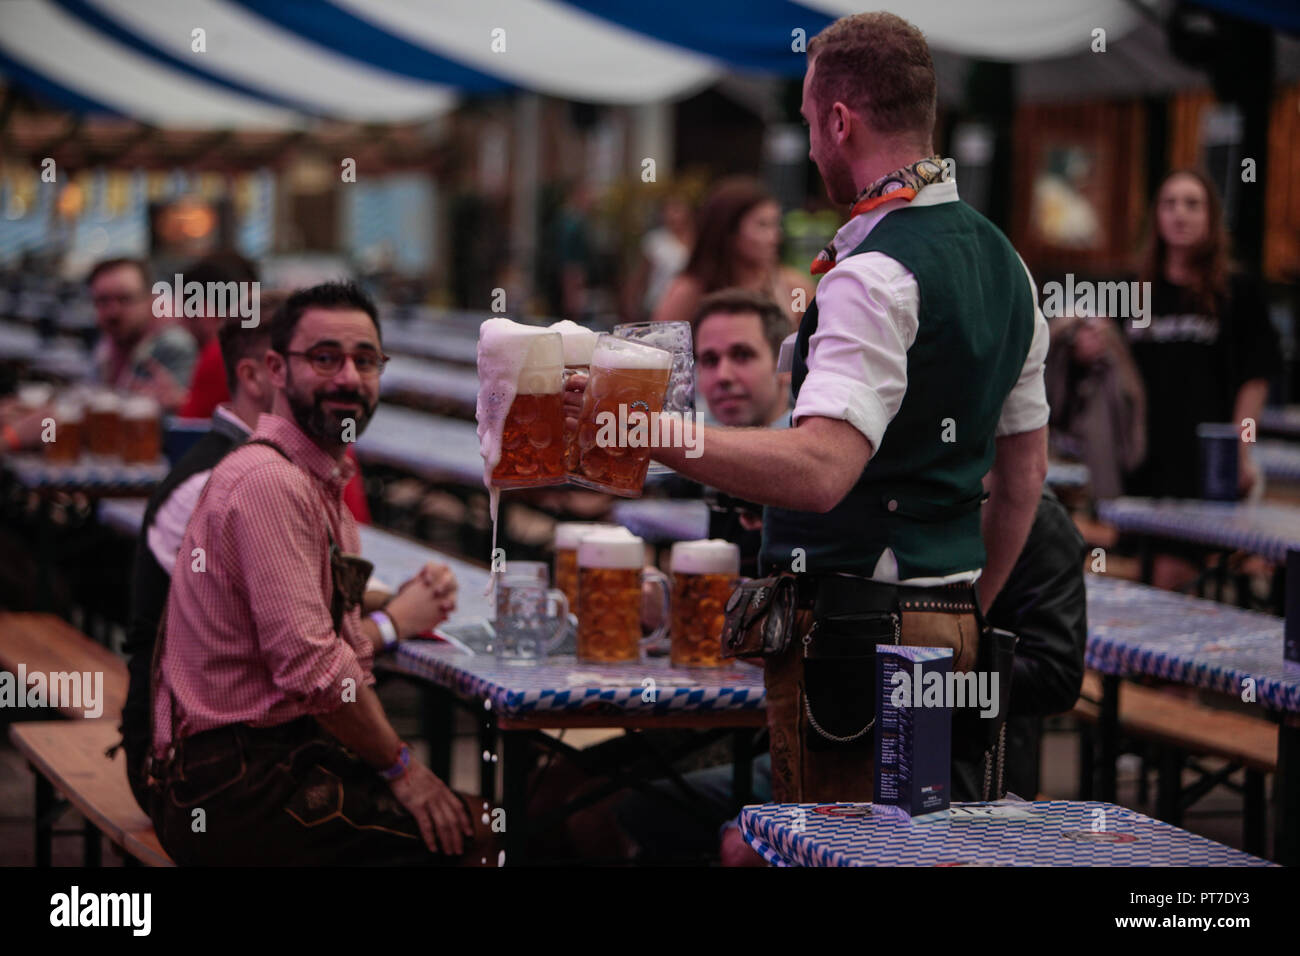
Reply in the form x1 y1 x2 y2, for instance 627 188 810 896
810 155 947 275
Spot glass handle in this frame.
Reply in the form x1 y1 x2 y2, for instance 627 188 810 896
641 568 672 650
544 589 570 654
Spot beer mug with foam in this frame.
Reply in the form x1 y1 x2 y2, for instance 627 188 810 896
121 395 162 463
570 334 672 498
552 522 619 614
477 321 567 489
576 529 670 663
669 539 740 668
43 399 84 463
86 390 123 458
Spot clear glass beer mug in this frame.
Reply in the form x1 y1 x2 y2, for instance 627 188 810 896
612 321 695 477
490 561 569 663
569 334 672 498
575 529 670 664
668 539 740 668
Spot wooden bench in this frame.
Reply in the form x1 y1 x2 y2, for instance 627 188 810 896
1072 668 1276 855
1 612 170 865
0 612 127 719
9 720 172 866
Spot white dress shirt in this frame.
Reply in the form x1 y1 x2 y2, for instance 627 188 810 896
788 179 1050 584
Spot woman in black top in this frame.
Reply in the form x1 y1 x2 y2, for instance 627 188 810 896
1125 169 1281 589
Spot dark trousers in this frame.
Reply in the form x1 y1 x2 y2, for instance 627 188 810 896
148 717 494 866
764 608 982 804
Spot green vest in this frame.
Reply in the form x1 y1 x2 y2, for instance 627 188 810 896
761 200 1034 578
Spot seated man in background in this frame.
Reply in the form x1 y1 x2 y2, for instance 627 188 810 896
2 257 197 451
89 257 196 409
175 252 260 418
147 282 484 864
615 488 1087 865
692 288 791 576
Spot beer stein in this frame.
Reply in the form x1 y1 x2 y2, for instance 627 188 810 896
576 529 670 663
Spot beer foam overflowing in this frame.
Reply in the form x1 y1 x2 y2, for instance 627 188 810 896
670 539 741 575
593 335 672 370
548 320 599 367
476 318 563 488
477 319 564 579
577 528 644 569
553 521 619 550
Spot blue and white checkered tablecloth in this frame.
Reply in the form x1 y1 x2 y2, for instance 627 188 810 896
612 499 710 543
394 640 766 718
354 405 484 486
381 324 479 365
1084 575 1300 713
740 800 1274 866
1046 461 1089 488
94 497 494 623
381 354 479 410
1259 407 1300 439
1257 440 1300 482
3 453 168 493
1097 497 1300 563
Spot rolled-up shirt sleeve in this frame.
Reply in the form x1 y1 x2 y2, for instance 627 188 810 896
792 253 919 450
995 261 1051 437
225 467 367 713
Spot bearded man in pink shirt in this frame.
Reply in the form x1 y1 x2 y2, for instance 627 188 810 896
147 281 486 865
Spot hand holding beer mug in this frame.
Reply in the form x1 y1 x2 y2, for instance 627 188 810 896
576 529 670 664
549 320 599 471
477 320 568 490
669 539 740 668
613 321 695 478
569 334 672 497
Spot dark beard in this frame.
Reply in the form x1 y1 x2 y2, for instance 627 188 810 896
284 368 374 447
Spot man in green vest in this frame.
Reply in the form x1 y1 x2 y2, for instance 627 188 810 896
647 11 1050 803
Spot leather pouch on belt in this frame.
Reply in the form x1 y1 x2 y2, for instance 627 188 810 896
720 573 797 659
952 626 1017 766
802 615 896 753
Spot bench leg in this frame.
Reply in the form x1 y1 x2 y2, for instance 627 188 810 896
1156 748 1184 826
501 731 529 866
83 820 102 867
1099 676 1120 802
1077 724 1095 800
34 773 53 868
1243 769 1266 858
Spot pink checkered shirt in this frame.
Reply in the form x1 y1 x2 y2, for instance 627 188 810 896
152 412 373 754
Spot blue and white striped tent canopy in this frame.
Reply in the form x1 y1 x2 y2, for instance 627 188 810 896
0 0 1153 128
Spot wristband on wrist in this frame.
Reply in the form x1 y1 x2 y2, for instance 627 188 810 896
369 609 399 648
380 742 411 781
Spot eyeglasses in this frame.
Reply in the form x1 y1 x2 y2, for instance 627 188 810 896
91 292 145 308
285 347 390 376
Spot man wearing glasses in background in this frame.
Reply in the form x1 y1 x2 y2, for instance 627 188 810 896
88 257 197 409
147 282 486 865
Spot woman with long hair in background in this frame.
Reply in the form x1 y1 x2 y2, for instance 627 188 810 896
651 176 812 333
1125 168 1281 589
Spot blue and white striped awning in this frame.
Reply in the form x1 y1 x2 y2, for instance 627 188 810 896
0 0 1149 128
